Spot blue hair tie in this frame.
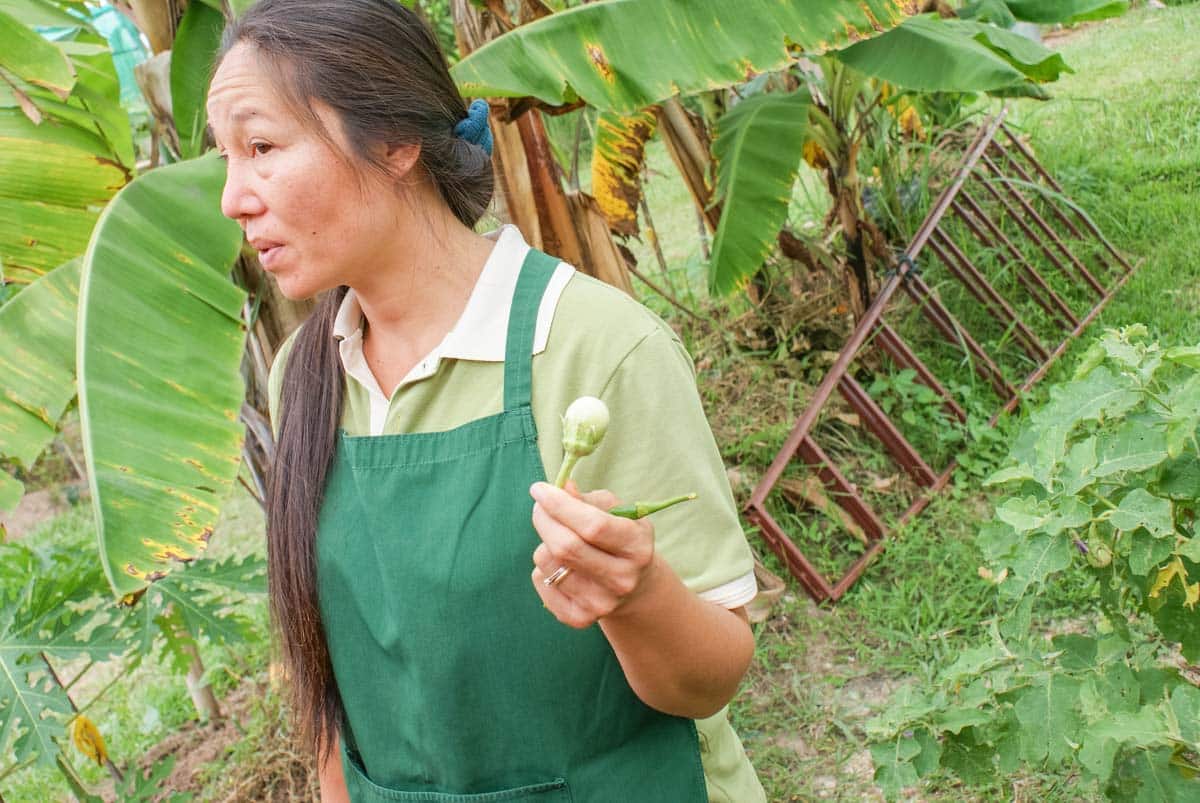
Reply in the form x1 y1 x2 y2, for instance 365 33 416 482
454 99 493 156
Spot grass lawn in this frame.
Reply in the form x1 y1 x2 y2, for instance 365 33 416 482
3 5 1197 802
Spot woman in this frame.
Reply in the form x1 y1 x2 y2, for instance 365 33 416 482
207 1 765 800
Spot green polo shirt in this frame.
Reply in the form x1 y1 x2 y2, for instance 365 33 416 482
269 248 764 802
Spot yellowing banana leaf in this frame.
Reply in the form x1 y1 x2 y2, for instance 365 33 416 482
0 21 133 282
0 198 98 282
709 90 811 296
1 137 125 208
0 6 74 98
592 108 657 237
451 0 908 114
834 15 1065 94
0 110 126 283
171 0 224 160
78 154 247 597
1005 0 1128 24
0 258 79 511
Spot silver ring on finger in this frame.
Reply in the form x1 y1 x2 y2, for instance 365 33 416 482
543 566 571 587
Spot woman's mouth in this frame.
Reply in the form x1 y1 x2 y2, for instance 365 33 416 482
251 239 285 270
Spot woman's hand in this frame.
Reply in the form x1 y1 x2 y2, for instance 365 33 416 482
529 481 659 628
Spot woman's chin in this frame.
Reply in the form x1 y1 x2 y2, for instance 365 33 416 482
272 275 315 302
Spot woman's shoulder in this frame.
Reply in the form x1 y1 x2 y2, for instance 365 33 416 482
551 270 679 353
267 326 303 427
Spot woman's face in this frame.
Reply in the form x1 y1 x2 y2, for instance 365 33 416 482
207 44 407 300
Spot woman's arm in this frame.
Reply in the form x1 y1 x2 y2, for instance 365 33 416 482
318 735 350 803
530 482 755 720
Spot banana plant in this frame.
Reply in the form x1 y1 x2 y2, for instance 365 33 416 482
451 0 1128 310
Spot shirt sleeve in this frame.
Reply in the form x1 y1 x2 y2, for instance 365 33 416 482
568 324 756 607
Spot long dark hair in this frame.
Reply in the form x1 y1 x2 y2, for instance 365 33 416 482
220 0 495 760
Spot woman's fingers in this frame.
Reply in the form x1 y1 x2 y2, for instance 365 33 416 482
531 499 611 574
530 482 647 556
530 563 620 629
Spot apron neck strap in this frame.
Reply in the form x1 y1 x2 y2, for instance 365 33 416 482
503 248 559 411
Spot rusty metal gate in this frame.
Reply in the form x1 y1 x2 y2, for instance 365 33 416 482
745 110 1137 602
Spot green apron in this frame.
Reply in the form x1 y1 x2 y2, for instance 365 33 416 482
315 249 708 802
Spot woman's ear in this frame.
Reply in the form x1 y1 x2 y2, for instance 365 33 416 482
386 142 421 179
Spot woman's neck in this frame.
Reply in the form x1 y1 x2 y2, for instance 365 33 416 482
351 201 495 392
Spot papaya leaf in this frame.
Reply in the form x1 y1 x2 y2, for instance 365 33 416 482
709 89 810 295
0 541 132 767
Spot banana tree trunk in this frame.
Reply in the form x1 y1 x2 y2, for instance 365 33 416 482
125 0 180 55
656 98 720 231
451 0 632 295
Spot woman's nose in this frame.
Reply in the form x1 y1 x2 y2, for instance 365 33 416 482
220 160 266 222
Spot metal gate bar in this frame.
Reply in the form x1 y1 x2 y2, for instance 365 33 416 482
745 109 1138 602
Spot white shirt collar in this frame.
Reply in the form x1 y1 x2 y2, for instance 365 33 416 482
331 225 574 429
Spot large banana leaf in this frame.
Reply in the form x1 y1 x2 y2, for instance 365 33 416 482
450 0 907 114
709 90 811 296
77 154 246 597
0 259 80 511
0 110 125 282
0 0 88 28
171 0 224 160
0 6 74 98
57 37 134 170
968 23 1073 84
0 23 131 282
834 15 1069 94
1005 0 1129 24
592 108 656 237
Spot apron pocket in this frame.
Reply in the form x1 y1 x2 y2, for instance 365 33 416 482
344 754 572 803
